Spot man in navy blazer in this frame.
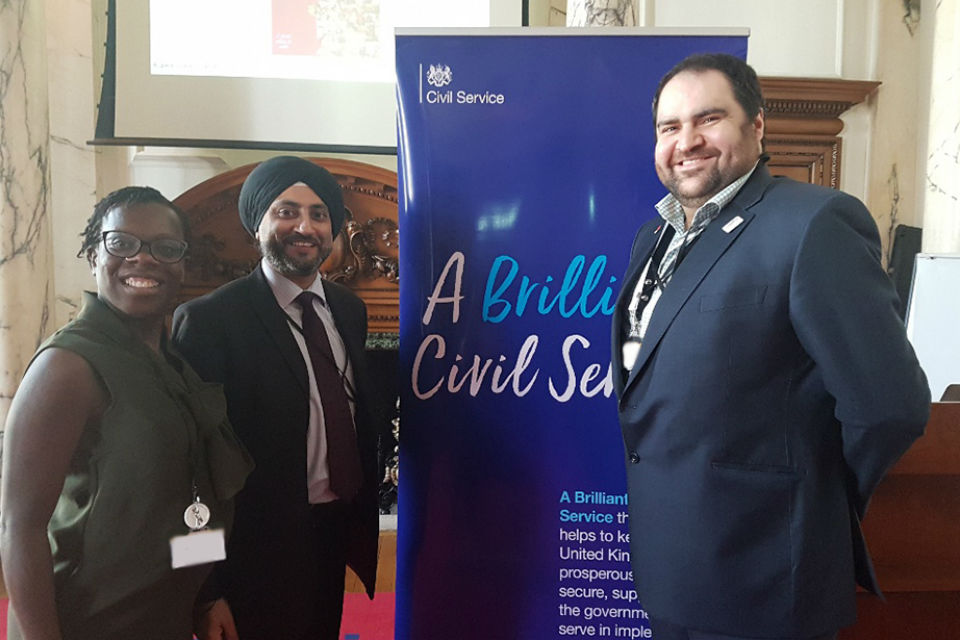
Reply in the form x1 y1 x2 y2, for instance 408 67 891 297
612 54 930 640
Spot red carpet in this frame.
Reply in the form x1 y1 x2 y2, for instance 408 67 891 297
0 594 394 640
342 592 395 640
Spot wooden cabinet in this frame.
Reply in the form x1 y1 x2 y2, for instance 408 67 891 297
840 403 960 639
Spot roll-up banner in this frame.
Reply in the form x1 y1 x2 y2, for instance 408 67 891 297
396 29 748 640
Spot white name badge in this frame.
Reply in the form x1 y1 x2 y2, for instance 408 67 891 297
170 528 226 569
622 340 641 371
722 215 744 233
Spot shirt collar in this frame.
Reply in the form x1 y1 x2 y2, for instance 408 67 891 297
655 160 759 234
260 258 327 310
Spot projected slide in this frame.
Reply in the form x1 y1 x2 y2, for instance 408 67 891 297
117 1 518 147
150 0 490 83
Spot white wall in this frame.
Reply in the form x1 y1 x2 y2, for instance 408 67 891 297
651 0 844 77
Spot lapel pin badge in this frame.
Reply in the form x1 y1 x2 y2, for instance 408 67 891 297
722 216 744 234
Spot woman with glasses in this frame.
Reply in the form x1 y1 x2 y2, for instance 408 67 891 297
0 187 253 640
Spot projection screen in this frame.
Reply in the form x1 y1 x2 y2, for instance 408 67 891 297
108 0 521 151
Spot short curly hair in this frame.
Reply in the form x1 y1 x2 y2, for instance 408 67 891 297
78 186 191 262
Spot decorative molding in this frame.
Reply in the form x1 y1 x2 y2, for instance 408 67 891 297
765 99 859 120
341 179 398 203
760 77 881 113
759 77 878 189
325 214 399 285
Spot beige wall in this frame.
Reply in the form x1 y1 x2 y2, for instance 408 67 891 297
862 0 930 261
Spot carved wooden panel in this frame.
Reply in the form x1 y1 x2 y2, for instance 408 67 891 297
172 158 399 333
760 77 880 188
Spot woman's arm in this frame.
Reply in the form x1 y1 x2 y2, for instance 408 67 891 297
0 348 106 640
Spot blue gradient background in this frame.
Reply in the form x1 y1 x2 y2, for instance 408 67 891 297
396 32 748 640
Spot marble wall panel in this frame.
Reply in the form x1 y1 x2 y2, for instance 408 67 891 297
863 0 929 262
921 0 960 253
46 0 99 327
567 0 638 26
0 0 54 425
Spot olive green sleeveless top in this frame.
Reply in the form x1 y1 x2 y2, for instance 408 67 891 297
7 293 253 640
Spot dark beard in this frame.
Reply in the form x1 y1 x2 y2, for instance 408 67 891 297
261 235 329 278
662 166 726 211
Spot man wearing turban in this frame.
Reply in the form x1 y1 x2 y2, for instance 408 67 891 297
173 156 383 640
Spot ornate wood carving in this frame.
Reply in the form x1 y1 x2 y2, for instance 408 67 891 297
759 77 880 188
173 158 400 333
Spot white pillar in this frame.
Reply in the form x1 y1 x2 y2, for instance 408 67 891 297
921 0 960 253
567 0 638 26
0 0 54 426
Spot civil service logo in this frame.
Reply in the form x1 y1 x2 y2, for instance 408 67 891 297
419 62 506 107
426 64 453 88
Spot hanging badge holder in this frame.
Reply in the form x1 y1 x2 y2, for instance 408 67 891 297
170 493 226 569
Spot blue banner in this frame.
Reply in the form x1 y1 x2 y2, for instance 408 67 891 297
396 30 747 640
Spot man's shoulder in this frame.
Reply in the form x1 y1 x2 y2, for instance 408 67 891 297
174 271 264 327
744 177 882 260
751 176 868 226
181 272 258 308
764 175 860 208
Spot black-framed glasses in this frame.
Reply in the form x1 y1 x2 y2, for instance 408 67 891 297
101 230 188 264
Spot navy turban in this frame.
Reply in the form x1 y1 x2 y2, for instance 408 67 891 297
238 156 346 238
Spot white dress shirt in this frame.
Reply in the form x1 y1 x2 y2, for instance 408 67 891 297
261 259 357 503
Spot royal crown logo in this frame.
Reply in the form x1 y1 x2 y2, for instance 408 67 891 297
426 64 453 88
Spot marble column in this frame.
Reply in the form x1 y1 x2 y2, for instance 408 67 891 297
0 0 54 426
46 0 99 328
921 0 960 253
567 0 638 26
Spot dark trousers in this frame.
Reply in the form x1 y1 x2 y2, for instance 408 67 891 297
304 500 349 640
649 616 837 640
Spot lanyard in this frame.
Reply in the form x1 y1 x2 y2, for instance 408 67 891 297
633 224 676 321
282 305 358 404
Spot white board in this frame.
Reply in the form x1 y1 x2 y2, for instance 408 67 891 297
906 253 960 401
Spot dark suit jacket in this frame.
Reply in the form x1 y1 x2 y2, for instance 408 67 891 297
611 165 930 638
171 265 381 636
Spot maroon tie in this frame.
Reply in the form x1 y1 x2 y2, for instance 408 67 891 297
295 292 362 501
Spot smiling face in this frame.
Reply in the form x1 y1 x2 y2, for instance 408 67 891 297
255 184 333 288
654 69 764 221
90 202 186 319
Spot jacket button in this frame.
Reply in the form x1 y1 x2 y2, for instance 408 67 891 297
628 453 640 464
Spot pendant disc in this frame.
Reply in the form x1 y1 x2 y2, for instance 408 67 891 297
184 502 211 530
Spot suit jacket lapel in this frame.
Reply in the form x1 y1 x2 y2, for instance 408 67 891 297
622 166 772 398
247 265 310 395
